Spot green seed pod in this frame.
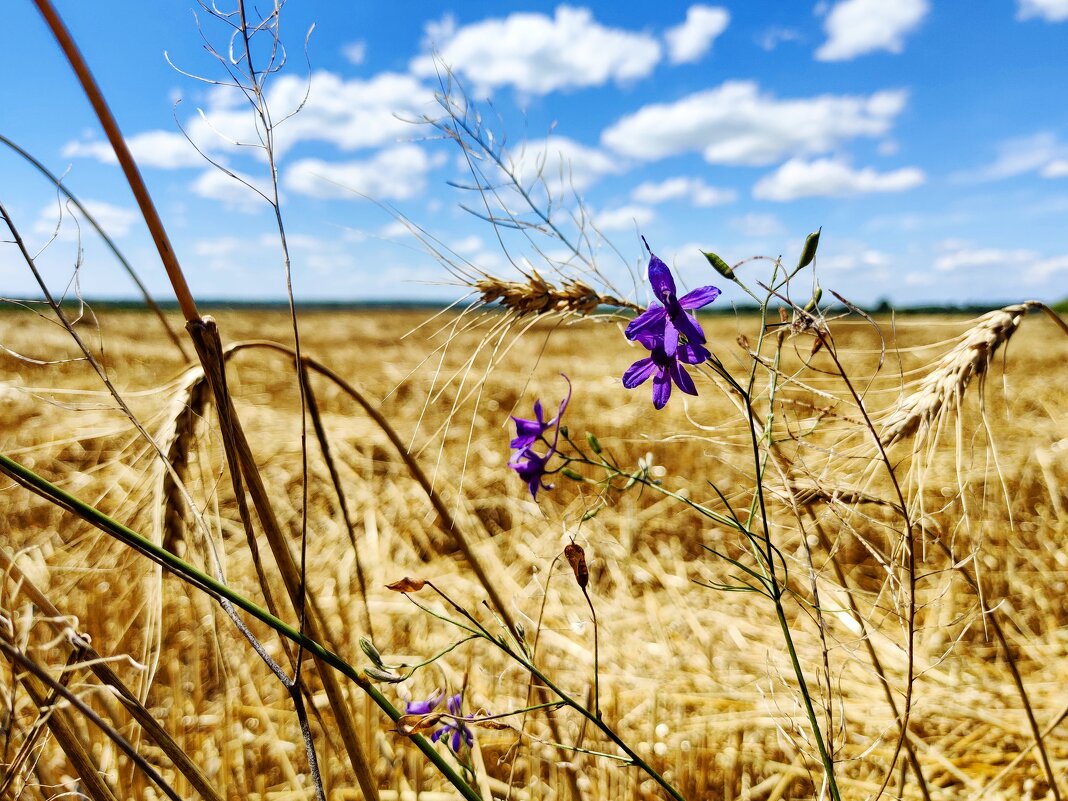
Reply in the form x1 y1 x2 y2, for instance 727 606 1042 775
561 467 584 481
364 667 404 683
586 432 602 454
797 229 821 270
359 636 384 667
803 284 822 313
703 250 734 280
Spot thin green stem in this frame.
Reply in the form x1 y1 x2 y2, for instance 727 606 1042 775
0 452 483 801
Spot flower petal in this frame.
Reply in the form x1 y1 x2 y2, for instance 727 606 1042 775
662 320 680 357
623 357 657 388
672 312 705 345
647 254 677 302
669 361 698 396
625 305 666 340
652 369 672 409
678 341 711 365
679 285 721 310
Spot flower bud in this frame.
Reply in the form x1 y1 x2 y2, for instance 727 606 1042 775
702 250 734 279
797 229 821 270
586 433 602 454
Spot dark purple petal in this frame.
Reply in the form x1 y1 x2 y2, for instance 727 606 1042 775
406 691 443 716
672 311 706 346
647 254 677 303
625 304 666 341
632 328 663 351
669 361 698 396
678 341 711 365
679 285 721 310
662 319 681 357
652 369 672 410
623 357 658 388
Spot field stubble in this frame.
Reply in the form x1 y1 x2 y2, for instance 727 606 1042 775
1 307 1066 800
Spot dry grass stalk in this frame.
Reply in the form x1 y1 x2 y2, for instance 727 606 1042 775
880 301 1041 447
156 363 211 552
475 271 640 317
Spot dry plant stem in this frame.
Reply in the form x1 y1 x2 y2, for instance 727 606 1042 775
1 637 182 801
0 451 484 801
34 0 199 323
232 340 587 801
0 134 190 361
301 363 376 641
928 531 1061 799
0 647 81 797
817 332 916 801
186 319 349 801
0 547 225 801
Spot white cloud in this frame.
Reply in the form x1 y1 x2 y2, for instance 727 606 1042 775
758 27 802 51
190 168 274 211
509 136 623 192
821 245 892 271
283 145 440 200
728 213 784 237
342 41 367 65
1017 0 1068 21
62 130 203 169
960 132 1068 181
593 205 655 232
664 5 730 64
933 246 1038 272
631 176 736 206
411 6 661 95
1042 160 1068 178
34 200 140 239
753 158 925 201
816 0 928 61
185 71 435 158
601 81 908 165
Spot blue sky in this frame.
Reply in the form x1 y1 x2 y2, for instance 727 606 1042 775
2 1 1068 306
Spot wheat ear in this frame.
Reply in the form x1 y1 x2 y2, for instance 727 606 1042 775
880 301 1041 447
475 270 641 316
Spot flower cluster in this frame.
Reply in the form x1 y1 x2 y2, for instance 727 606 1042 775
508 376 571 499
623 237 720 409
406 691 474 753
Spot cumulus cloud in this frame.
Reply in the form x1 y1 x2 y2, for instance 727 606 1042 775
410 6 661 95
1017 0 1068 21
283 145 441 200
593 204 655 232
933 246 1038 272
601 81 908 165
508 136 623 192
34 200 141 239
664 5 730 64
816 0 929 61
753 158 925 201
728 213 785 237
960 132 1068 181
342 41 367 65
62 130 204 169
185 71 435 158
190 168 275 211
631 176 736 206
1042 160 1068 178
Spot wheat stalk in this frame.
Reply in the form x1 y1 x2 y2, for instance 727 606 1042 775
474 271 641 317
879 301 1041 447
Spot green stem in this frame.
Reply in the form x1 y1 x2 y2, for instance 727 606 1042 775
0 452 483 801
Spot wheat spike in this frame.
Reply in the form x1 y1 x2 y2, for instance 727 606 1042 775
879 301 1040 447
474 271 640 317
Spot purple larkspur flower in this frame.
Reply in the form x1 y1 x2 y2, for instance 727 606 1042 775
432 693 474 753
625 237 721 357
623 329 711 410
406 691 474 753
508 376 571 499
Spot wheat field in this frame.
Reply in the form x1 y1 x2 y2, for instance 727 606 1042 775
1 305 1065 800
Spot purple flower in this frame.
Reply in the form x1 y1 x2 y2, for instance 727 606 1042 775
406 691 474 753
509 377 570 499
623 329 711 410
625 237 721 358
432 693 474 753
